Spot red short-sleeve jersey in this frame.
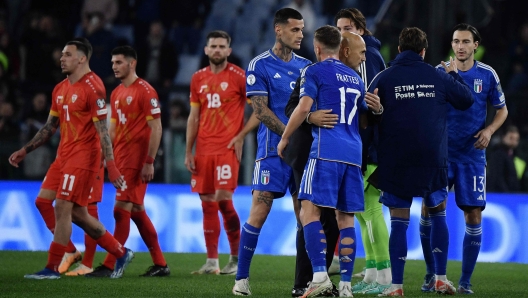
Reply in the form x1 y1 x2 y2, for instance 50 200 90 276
189 63 248 155
50 72 107 172
110 78 161 170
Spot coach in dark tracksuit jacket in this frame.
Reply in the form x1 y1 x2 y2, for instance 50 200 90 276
367 27 473 292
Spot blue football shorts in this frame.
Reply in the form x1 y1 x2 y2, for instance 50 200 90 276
252 156 295 198
298 158 364 213
448 161 486 210
380 187 448 209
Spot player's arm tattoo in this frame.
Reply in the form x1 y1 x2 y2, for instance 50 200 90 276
256 191 274 208
252 95 285 135
23 115 59 154
94 119 116 161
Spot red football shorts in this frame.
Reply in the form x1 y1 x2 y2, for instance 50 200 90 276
191 151 240 194
88 166 104 204
115 168 148 205
56 167 97 207
41 158 61 191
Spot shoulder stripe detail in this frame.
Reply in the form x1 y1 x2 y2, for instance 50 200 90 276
476 62 499 82
248 51 271 71
300 64 316 77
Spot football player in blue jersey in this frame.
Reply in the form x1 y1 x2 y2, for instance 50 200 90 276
278 27 383 297
232 8 312 296
419 23 508 295
333 8 392 295
370 27 473 297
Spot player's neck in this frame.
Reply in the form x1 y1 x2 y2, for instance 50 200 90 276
272 43 293 62
67 66 91 84
122 74 138 87
209 61 227 74
456 57 475 72
319 54 338 62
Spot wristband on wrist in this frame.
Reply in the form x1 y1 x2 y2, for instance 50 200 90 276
306 112 313 124
145 156 155 164
106 159 121 181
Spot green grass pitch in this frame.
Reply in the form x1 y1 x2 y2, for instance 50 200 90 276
1 251 526 297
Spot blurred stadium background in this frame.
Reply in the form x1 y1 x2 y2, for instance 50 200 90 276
0 0 527 191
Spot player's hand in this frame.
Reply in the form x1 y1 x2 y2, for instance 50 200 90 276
8 148 27 168
141 163 154 183
474 128 492 150
277 138 289 158
309 109 338 128
365 88 382 113
112 175 126 190
184 152 197 174
441 56 458 73
227 135 244 162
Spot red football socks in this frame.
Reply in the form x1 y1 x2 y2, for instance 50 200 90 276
81 204 99 268
219 200 240 256
131 209 167 266
46 241 67 272
102 207 131 269
202 201 220 259
35 197 76 253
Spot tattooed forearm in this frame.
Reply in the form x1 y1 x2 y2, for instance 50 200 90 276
252 95 285 135
24 115 59 154
95 120 115 160
256 191 274 208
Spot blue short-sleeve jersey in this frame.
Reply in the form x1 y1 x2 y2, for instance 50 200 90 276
299 58 366 166
436 61 506 164
246 50 312 160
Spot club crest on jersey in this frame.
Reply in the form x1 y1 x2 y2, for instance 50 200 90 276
96 98 106 109
261 170 270 185
474 79 483 93
191 179 196 188
126 96 133 105
150 98 159 107
71 94 78 103
220 82 228 91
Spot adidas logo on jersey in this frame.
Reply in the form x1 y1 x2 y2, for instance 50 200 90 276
432 247 443 253
273 73 281 78
477 195 484 201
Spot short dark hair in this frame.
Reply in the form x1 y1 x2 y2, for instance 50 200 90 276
66 37 93 59
452 23 481 44
274 8 303 26
334 8 371 36
111 45 137 60
314 25 341 52
399 27 428 54
206 30 231 45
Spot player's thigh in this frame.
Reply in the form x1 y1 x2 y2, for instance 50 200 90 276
191 154 216 194
252 156 293 198
337 164 364 213
116 168 147 205
39 159 61 199
299 159 339 208
452 163 486 209
56 167 96 207
213 151 240 193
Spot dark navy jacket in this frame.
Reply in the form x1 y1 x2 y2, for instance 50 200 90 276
368 51 473 198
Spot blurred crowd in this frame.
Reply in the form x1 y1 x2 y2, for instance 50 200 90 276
0 0 526 192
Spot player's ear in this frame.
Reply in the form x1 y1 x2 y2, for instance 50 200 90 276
474 41 479 53
227 47 232 57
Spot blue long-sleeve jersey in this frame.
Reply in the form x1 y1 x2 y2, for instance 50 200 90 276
368 51 474 198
